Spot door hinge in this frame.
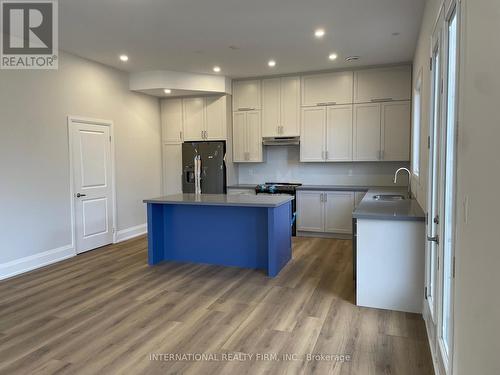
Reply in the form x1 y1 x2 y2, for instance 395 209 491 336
430 57 433 71
109 136 112 142
425 212 429 225
427 135 431 149
424 286 428 300
452 256 456 278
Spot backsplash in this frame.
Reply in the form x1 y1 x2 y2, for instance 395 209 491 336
237 146 410 186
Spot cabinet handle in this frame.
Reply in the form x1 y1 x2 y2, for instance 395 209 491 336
324 193 328 202
204 130 208 139
316 101 336 106
370 98 393 103
325 151 329 160
238 107 255 111
320 193 323 202
179 131 183 140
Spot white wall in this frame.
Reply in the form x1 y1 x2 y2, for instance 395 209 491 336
238 146 409 186
0 52 161 270
453 0 500 374
413 0 500 374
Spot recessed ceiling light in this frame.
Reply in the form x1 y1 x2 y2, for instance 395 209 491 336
119 54 128 62
213 66 221 73
268 60 276 67
314 29 325 38
328 53 338 61
164 89 172 94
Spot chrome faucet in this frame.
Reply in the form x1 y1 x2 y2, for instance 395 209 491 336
394 167 412 198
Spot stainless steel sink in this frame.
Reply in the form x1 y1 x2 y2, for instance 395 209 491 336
373 194 406 201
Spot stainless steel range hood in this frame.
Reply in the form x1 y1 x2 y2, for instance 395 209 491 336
262 136 300 146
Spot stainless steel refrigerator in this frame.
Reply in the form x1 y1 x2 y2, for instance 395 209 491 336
182 141 226 194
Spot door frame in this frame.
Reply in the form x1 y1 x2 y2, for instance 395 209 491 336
67 116 118 253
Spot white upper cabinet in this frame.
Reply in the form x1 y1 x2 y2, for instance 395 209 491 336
262 76 300 137
262 78 281 137
233 80 261 110
300 107 325 162
381 101 411 161
324 192 355 234
161 99 183 143
182 96 227 141
301 71 353 106
353 103 382 161
232 112 247 162
246 111 263 162
205 96 227 140
326 105 353 161
182 97 205 141
354 66 411 103
232 110 262 162
280 76 300 136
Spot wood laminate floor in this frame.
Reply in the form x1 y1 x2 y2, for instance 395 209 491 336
0 236 434 375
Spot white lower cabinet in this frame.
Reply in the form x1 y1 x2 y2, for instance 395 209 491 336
324 192 355 234
297 190 354 235
296 191 324 232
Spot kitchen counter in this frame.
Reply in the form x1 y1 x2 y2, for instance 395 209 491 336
296 184 378 192
352 188 425 222
227 184 258 189
144 193 293 208
144 193 293 277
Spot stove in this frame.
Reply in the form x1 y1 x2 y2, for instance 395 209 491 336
255 182 302 236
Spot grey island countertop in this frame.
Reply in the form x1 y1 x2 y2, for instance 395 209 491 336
352 188 425 222
143 193 294 208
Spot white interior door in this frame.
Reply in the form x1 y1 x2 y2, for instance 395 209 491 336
70 119 114 254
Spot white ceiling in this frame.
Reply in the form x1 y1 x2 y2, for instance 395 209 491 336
59 0 425 78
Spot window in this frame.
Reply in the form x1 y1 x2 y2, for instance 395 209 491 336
412 70 423 177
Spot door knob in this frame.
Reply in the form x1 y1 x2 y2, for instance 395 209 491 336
76 193 87 198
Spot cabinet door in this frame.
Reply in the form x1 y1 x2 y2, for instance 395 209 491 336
246 111 262 162
233 80 261 110
381 101 411 161
161 99 183 143
183 97 205 141
353 103 381 161
301 71 353 106
354 66 411 103
297 191 324 232
326 105 353 161
205 96 227 140
324 192 354 234
262 78 281 137
280 76 300 136
232 112 247 162
162 143 182 195
300 107 325 162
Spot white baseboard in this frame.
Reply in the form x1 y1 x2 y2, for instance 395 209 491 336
0 244 75 281
115 223 147 243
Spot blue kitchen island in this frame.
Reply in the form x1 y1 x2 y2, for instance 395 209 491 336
143 194 293 277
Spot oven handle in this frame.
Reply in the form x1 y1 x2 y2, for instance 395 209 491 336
291 212 297 227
